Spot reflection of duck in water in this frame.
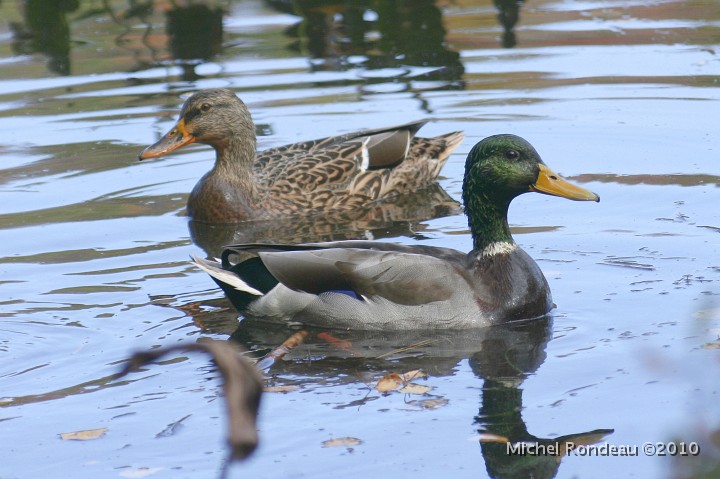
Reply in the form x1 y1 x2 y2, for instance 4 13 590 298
193 134 599 329
225 315 612 477
469 318 613 479
477 377 613 479
139 88 463 224
188 182 461 258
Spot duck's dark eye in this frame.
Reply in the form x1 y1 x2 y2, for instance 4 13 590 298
505 149 519 160
200 103 212 112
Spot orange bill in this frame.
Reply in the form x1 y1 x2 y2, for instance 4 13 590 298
138 118 195 160
530 163 600 202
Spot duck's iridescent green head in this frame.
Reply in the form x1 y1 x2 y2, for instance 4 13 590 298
463 134 599 250
464 134 599 205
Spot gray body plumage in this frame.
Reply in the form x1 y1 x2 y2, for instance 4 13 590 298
194 240 552 330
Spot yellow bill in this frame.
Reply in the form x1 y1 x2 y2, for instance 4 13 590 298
530 163 600 202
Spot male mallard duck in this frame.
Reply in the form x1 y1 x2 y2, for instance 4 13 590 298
139 88 463 223
193 134 599 330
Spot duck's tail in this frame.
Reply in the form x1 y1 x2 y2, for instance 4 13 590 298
425 129 465 177
192 256 262 295
192 255 267 312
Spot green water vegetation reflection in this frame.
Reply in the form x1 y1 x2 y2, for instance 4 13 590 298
5 0 531 78
9 0 79 75
268 0 466 81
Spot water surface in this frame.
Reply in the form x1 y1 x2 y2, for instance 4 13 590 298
1 1 719 478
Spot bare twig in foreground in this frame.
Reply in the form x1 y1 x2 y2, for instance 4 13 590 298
118 339 263 461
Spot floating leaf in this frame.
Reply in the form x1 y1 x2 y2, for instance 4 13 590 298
60 427 108 441
401 397 450 411
702 342 720 349
417 398 448 410
322 437 362 448
375 372 404 392
264 385 300 393
375 369 428 393
399 383 432 395
400 370 427 382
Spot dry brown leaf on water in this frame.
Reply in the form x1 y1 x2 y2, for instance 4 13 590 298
322 437 362 448
117 339 263 461
264 385 300 393
416 398 448 410
375 370 429 393
399 383 432 395
375 372 404 392
59 427 108 441
400 370 427 382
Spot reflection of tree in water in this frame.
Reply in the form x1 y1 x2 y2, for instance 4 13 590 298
371 0 463 81
267 0 464 85
111 1 225 80
165 4 224 80
266 0 367 62
10 0 80 75
8 0 526 77
8 0 225 78
494 0 525 48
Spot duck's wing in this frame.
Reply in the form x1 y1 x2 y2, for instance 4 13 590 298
254 121 462 211
222 241 466 265
258 120 428 169
308 120 463 173
214 242 469 306
256 120 429 176
263 248 469 305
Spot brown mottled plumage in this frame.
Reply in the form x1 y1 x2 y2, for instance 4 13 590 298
139 88 464 224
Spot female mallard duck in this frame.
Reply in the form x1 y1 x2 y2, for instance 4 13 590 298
193 134 599 330
139 88 464 223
